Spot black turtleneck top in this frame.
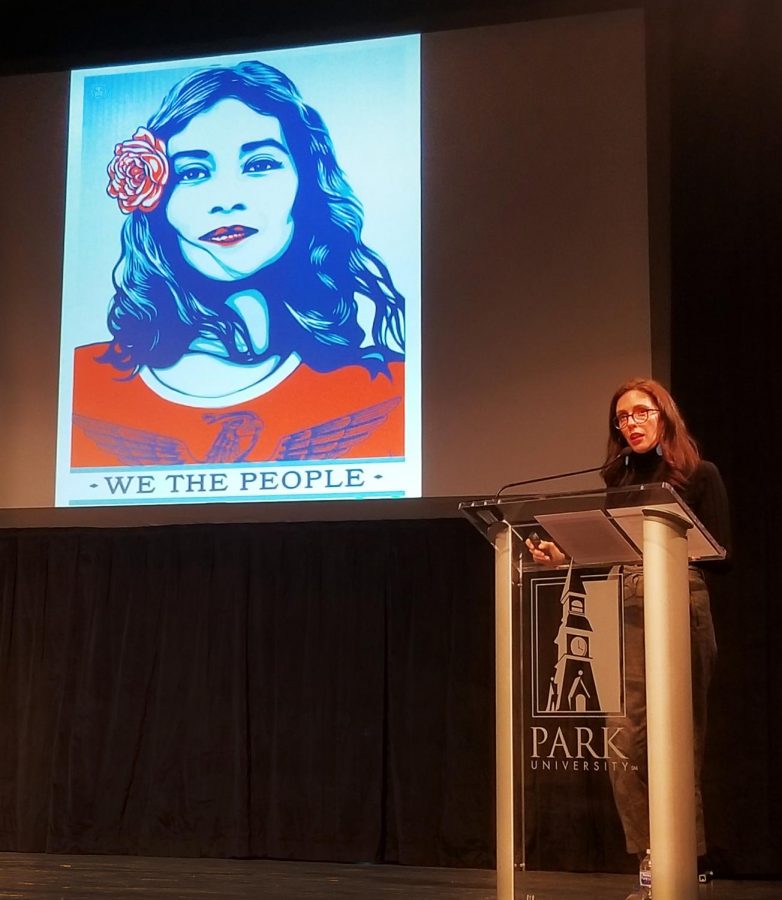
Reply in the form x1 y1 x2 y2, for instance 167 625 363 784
619 448 732 572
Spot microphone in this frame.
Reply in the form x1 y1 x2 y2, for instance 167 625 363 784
494 447 633 500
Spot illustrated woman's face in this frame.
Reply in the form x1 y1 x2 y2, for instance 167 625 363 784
615 388 661 454
165 99 299 281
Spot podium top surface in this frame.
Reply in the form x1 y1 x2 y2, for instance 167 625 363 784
460 482 726 568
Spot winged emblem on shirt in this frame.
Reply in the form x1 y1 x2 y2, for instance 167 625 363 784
72 397 401 466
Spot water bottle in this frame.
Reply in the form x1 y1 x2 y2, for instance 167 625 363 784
623 849 652 899
639 848 652 897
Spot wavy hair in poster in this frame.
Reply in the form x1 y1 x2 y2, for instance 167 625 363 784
56 36 421 506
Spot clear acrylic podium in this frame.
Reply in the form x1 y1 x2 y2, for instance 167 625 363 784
460 482 726 900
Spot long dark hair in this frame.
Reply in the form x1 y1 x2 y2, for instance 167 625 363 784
602 377 700 487
101 61 405 376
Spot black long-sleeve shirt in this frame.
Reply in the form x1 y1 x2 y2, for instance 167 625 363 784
624 449 732 572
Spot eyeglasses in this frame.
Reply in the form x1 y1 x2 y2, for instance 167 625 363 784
613 407 659 429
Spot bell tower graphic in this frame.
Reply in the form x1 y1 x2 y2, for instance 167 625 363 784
545 567 601 713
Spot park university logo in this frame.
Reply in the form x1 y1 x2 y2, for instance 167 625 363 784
527 566 629 769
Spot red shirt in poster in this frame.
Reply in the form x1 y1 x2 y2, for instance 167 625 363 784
71 343 405 468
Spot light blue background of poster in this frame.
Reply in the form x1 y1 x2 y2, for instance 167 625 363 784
56 34 421 503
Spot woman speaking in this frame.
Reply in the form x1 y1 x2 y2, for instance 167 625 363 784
528 377 730 867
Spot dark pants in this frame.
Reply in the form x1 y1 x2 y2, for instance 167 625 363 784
607 567 717 856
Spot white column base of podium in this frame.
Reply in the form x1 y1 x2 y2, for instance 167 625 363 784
494 524 516 900
642 508 699 900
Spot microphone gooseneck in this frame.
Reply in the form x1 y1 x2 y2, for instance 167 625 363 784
494 447 633 500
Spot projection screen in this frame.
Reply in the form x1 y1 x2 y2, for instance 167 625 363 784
0 8 652 525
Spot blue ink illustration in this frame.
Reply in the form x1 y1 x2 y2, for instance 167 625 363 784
71 58 409 469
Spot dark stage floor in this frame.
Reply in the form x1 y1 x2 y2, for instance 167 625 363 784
0 853 779 899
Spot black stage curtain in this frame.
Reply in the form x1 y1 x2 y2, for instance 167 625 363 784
667 0 782 878
0 520 495 864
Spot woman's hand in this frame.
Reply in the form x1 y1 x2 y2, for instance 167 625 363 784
525 538 567 568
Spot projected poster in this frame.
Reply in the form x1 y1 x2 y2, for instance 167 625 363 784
55 35 421 507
